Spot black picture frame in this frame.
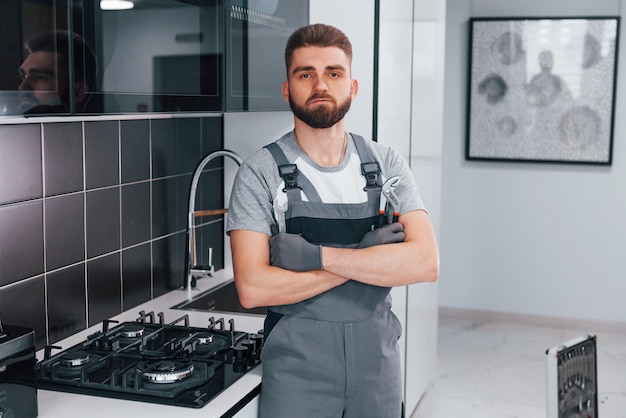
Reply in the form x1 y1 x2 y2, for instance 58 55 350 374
466 16 620 165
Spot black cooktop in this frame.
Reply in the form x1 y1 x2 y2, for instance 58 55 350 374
35 311 263 408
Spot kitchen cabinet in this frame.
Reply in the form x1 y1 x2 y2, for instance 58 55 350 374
0 0 308 116
225 0 309 111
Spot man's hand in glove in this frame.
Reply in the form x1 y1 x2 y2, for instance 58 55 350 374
269 233 322 272
357 223 405 248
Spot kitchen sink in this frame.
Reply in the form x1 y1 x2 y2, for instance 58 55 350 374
172 279 266 315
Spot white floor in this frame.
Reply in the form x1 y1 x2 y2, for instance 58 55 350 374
411 309 626 418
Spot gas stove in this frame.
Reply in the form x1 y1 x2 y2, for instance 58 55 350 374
35 311 263 409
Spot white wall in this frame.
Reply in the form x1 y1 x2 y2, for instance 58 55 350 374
440 0 626 323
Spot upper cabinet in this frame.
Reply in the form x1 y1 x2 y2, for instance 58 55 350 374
0 0 308 117
85 0 225 114
226 0 308 111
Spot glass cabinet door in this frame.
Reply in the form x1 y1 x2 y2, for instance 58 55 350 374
82 0 225 114
226 0 308 111
0 0 308 116
0 0 71 116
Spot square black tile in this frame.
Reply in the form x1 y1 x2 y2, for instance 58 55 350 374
201 116 223 157
175 118 202 175
46 264 87 344
121 182 150 247
176 175 192 231
87 253 121 327
45 193 85 270
86 187 120 258
197 169 224 220
43 122 84 196
85 120 120 190
0 124 42 205
152 176 189 238
151 119 177 179
121 120 150 184
122 243 151 310
151 178 175 239
0 276 47 349
0 201 44 286
152 233 184 296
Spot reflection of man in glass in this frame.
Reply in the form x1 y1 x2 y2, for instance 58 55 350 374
18 30 96 114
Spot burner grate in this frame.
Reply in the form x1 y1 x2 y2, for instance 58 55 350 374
36 312 262 408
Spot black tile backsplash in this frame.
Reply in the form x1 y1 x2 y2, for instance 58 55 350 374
121 182 151 247
0 276 47 349
0 115 225 349
0 200 44 286
152 175 190 238
201 116 224 158
45 193 85 271
122 243 152 310
43 122 84 196
176 118 203 175
152 232 185 298
0 124 42 205
85 121 120 189
87 253 122 327
86 187 121 258
151 119 178 178
121 120 150 184
47 264 86 344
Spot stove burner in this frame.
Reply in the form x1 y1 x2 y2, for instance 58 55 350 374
36 313 263 408
60 350 90 367
195 332 213 345
55 351 106 380
120 323 145 338
139 360 195 384
191 333 230 358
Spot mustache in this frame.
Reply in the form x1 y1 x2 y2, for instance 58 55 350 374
19 91 37 101
306 93 335 104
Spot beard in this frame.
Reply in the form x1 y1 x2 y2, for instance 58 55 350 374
18 91 65 114
289 93 352 129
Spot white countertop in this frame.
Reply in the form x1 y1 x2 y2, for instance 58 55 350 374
36 270 265 418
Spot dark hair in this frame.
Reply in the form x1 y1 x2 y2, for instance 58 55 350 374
284 23 352 75
25 30 97 92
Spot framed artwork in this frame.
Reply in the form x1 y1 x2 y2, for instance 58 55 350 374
466 17 620 164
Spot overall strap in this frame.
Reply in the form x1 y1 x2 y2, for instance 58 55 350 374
264 142 322 203
351 134 382 205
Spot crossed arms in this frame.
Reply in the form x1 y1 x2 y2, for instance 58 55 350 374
230 209 439 309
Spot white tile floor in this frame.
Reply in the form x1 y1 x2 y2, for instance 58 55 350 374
412 309 626 418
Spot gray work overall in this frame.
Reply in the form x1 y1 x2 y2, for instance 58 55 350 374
260 135 403 418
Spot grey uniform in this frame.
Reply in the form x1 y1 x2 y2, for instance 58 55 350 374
227 131 425 418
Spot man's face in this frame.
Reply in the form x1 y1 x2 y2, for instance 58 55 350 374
18 51 68 112
282 46 358 129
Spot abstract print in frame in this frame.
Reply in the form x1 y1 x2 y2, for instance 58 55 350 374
466 17 620 164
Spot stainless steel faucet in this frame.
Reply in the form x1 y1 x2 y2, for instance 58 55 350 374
185 149 243 289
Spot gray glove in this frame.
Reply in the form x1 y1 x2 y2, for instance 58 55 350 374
357 223 405 248
269 233 323 272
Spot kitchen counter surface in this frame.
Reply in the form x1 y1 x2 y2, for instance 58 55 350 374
36 270 265 418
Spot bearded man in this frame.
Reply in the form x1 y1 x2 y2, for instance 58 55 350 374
226 23 439 418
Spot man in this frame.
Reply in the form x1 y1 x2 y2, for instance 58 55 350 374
226 23 439 418
18 30 96 114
